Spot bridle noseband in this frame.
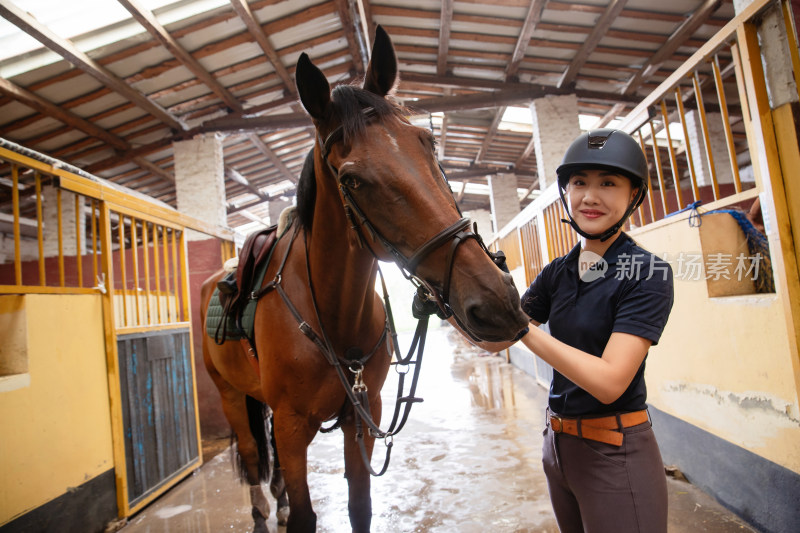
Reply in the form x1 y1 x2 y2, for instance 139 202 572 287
319 107 495 320
254 104 509 477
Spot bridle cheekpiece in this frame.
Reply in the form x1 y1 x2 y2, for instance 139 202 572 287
318 107 498 323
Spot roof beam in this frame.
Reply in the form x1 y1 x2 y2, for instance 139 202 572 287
118 0 243 112
246 133 298 184
0 76 177 183
437 0 454 76
475 106 506 164
332 0 368 73
228 197 267 214
84 138 173 173
0 0 186 132
408 86 639 112
355 0 375 60
521 179 539 200
0 77 128 150
621 0 722 95
506 0 547 79
547 1 688 23
557 0 629 89
230 0 297 95
442 164 529 180
238 209 272 228
399 73 641 104
225 166 269 201
594 103 628 128
201 113 311 133
479 0 545 168
515 136 537 169
456 179 469 203
230 0 313 172
197 85 641 134
133 156 174 182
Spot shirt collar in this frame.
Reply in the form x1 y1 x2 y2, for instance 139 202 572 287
602 232 634 266
565 232 634 269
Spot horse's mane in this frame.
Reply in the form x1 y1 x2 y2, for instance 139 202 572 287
295 85 407 230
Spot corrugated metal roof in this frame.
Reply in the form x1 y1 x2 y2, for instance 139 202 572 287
0 0 741 233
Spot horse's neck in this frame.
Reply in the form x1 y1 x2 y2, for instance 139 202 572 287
306 171 379 341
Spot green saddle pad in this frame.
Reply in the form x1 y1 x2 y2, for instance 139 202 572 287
205 284 258 342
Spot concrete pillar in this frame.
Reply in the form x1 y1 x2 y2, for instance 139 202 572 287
464 208 494 242
173 134 229 441
529 94 582 190
0 233 37 263
732 0 751 11
734 0 798 107
43 186 84 256
488 173 520 235
173 134 227 240
684 110 736 186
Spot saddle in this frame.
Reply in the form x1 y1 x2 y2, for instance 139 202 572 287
206 224 280 345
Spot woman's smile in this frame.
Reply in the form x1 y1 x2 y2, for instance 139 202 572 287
579 209 605 219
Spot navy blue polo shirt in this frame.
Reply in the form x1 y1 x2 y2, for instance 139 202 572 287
521 232 674 416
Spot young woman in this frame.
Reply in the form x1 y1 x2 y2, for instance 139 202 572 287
478 129 674 532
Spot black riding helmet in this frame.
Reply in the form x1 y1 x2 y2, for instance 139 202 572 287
556 128 649 241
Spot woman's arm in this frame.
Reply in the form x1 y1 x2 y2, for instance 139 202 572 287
452 316 650 404
519 327 651 404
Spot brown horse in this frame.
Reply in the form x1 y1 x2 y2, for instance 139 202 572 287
200 26 529 533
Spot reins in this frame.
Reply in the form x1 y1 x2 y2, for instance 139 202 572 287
251 105 501 477
250 217 430 476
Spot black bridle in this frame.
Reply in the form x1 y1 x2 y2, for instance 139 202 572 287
259 105 505 477
320 107 495 321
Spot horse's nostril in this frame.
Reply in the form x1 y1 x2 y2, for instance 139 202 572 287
458 285 528 341
465 299 501 329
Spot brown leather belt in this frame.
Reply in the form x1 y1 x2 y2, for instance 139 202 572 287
549 410 649 446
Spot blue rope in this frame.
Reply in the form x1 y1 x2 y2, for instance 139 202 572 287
666 200 703 227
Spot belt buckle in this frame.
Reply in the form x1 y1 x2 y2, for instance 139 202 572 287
550 415 563 433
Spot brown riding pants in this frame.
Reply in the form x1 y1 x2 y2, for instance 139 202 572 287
542 417 668 533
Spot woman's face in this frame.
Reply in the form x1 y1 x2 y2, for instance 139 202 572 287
567 168 637 235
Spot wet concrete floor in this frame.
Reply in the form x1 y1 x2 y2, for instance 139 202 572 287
120 327 756 533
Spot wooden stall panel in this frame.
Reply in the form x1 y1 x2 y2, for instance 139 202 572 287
110 213 187 332
116 328 199 508
520 217 544 286
495 231 522 272
0 153 102 294
543 200 579 261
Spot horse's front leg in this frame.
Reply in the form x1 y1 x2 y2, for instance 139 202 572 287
273 408 319 533
342 395 382 533
268 413 290 526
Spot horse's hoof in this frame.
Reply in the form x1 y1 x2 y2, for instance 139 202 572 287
276 505 290 527
252 507 269 533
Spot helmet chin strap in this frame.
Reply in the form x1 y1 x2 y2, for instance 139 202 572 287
557 186 647 242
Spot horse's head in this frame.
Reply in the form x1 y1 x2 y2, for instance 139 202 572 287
294 26 529 342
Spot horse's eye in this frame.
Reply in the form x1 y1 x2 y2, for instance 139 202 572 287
341 174 361 190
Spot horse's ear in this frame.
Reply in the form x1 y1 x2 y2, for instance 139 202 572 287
363 25 397 97
296 52 331 120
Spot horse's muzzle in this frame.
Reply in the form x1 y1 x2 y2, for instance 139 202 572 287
453 272 529 342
